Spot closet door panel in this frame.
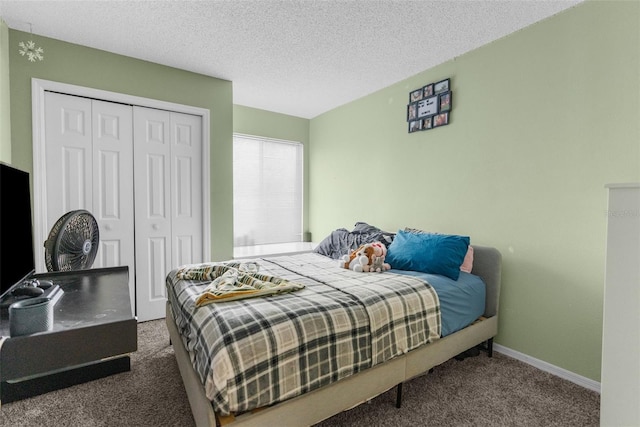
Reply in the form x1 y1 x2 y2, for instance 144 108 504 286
92 100 135 311
146 154 168 217
147 237 168 300
43 92 93 244
171 112 203 268
61 148 89 210
134 106 172 321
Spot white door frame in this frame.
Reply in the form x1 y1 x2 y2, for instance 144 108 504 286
31 78 211 273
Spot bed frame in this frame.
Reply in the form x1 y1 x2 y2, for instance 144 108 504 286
166 245 502 427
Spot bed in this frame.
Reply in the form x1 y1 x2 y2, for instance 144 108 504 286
165 228 502 427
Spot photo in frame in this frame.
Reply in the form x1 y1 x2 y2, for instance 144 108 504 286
434 78 450 94
423 84 434 98
422 117 433 130
407 103 417 121
433 112 449 128
439 91 451 112
408 120 422 133
409 88 423 102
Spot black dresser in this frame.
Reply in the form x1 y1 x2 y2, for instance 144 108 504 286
0 266 137 403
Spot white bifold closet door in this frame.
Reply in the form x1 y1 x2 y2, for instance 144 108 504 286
133 106 202 321
44 93 136 310
42 92 202 321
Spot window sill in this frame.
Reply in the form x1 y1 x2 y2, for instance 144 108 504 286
233 242 317 259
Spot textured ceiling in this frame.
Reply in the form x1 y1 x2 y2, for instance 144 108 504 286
0 0 583 119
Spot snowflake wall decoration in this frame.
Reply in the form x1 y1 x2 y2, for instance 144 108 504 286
18 40 44 62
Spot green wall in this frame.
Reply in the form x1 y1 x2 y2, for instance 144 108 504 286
0 19 10 163
8 29 234 260
309 0 640 381
233 105 311 239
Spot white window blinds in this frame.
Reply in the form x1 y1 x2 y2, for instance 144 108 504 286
233 134 303 247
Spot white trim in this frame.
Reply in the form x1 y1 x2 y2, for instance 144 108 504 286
494 344 601 393
31 78 211 272
31 81 48 273
604 183 640 189
234 242 317 259
233 132 302 147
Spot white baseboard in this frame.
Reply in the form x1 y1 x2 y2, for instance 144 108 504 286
494 344 601 393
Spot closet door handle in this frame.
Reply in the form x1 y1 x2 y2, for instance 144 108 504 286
152 224 160 230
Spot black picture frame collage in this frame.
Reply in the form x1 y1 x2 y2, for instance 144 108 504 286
407 78 452 133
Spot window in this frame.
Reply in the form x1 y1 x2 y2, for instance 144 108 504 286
233 134 303 247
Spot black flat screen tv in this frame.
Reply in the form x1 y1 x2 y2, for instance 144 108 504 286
0 162 36 297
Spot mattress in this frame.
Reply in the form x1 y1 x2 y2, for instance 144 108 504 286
391 270 486 337
166 253 442 416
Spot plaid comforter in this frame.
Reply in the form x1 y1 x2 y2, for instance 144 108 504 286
166 253 441 416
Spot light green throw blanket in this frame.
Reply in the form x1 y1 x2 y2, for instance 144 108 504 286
176 262 305 306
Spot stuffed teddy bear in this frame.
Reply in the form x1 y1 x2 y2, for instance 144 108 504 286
339 241 390 273
339 244 374 272
368 241 391 272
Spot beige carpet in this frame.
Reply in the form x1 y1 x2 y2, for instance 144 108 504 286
0 320 600 426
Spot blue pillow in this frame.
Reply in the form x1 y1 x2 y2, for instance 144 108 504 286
386 230 470 280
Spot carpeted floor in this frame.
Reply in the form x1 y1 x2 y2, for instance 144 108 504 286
0 320 600 426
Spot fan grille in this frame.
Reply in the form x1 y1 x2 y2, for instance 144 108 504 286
44 210 100 272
